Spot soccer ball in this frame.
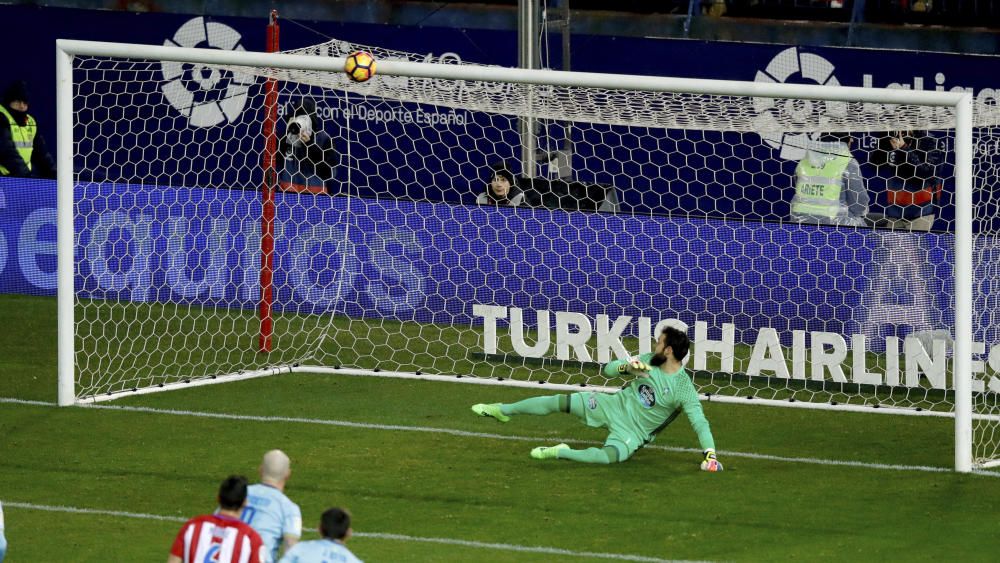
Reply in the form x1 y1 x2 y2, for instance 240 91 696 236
344 51 376 83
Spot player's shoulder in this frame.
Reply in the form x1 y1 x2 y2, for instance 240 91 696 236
181 513 240 534
249 483 298 505
293 539 360 561
203 514 262 538
234 519 265 543
673 367 698 388
185 513 219 526
248 482 279 497
282 539 320 558
659 366 696 389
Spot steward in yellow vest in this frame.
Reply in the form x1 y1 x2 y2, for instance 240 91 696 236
789 134 869 227
0 81 56 179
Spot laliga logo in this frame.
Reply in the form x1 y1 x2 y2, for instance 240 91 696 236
753 47 842 161
160 17 255 127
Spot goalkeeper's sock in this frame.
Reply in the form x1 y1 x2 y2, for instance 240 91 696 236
555 446 619 464
500 394 567 416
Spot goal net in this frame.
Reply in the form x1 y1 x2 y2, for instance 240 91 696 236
58 37 997 470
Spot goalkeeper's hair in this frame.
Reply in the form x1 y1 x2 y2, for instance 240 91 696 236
320 507 352 540
661 326 690 362
217 475 249 510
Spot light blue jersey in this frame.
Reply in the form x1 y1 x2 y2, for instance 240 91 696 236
240 483 302 562
0 500 6 562
278 539 362 563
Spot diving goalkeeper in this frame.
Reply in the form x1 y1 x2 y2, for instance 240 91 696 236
472 324 721 471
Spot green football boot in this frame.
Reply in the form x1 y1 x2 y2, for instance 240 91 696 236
530 443 569 460
471 403 510 423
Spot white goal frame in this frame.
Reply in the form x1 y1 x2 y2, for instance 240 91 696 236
55 39 975 472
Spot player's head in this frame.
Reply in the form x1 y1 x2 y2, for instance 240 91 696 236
319 507 352 541
260 449 292 484
217 475 249 511
651 325 690 366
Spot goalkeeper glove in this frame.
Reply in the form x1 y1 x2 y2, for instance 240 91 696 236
617 357 650 377
701 449 723 472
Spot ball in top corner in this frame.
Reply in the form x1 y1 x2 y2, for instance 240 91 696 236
344 51 377 83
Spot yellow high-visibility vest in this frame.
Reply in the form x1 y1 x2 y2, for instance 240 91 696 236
792 155 851 219
0 104 36 175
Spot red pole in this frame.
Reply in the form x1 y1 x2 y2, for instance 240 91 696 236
259 10 279 353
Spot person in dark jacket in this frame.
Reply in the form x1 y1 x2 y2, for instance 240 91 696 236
277 97 336 194
477 161 526 206
870 129 943 231
0 80 56 179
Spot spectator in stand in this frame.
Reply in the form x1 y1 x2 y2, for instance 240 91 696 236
870 129 943 232
476 158 616 212
240 450 302 562
0 81 56 180
789 133 869 227
169 475 266 563
278 508 362 563
278 97 336 194
528 175 613 212
477 161 526 207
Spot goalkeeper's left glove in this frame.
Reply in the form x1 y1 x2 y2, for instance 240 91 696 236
700 449 723 472
616 357 650 377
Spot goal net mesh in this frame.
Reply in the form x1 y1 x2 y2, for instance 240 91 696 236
69 38 1000 465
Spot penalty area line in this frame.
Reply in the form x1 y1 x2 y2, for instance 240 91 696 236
2 397 999 478
1 501 687 563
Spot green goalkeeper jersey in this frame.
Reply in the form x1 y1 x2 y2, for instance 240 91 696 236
601 353 715 451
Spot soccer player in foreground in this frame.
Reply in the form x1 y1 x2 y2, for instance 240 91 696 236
0 500 6 562
472 325 722 471
278 507 361 563
169 475 265 563
241 450 302 562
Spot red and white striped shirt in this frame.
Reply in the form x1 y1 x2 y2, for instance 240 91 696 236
170 514 265 563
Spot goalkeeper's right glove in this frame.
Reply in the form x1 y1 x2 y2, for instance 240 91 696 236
617 357 650 377
701 449 723 472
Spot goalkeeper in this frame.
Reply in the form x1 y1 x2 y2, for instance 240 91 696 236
472 324 721 471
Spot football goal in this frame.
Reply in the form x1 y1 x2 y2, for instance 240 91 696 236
56 37 998 472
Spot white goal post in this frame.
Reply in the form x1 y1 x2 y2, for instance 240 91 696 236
55 39 982 471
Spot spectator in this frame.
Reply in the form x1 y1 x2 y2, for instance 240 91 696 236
278 508 362 563
0 80 56 180
527 176 614 212
870 129 943 232
789 133 869 227
169 475 266 563
240 450 302 562
702 0 727 16
476 162 526 206
278 97 336 194
867 129 952 351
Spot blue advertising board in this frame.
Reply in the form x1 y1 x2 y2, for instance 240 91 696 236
2 176 985 351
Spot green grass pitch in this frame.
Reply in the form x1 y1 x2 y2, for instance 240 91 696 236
1 293 999 561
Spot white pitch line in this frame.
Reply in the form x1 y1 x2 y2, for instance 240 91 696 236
3 397 1000 478
1 501 689 562
350 533 698 562
2 501 186 522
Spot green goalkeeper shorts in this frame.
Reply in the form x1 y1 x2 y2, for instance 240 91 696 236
572 392 644 462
